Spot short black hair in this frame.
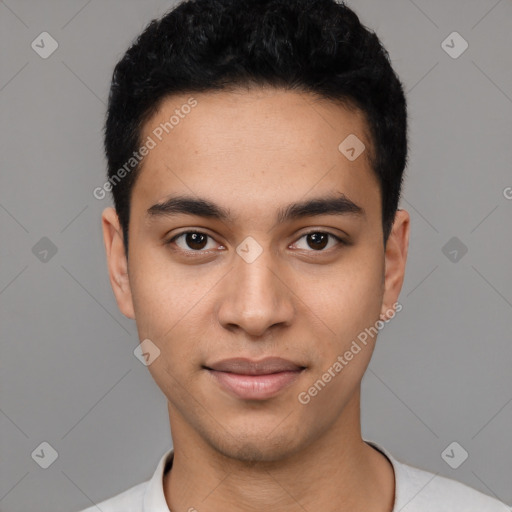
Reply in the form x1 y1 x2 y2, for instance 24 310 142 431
104 0 408 255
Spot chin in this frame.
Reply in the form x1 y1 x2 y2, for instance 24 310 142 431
203 423 306 464
215 438 295 463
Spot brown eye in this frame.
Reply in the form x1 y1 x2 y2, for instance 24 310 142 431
306 232 329 250
292 231 344 252
184 232 208 250
169 231 220 252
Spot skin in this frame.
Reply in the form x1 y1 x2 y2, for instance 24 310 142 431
102 87 409 512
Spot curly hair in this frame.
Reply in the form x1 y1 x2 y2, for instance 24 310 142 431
104 0 408 254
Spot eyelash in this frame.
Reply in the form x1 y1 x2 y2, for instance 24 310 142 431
165 230 345 255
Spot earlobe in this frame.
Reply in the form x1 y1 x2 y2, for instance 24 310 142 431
380 209 410 320
101 207 136 319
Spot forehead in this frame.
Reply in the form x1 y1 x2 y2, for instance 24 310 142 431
132 88 380 225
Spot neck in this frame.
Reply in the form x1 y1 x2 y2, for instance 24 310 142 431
163 390 395 512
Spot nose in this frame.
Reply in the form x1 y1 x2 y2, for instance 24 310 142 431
216 246 295 338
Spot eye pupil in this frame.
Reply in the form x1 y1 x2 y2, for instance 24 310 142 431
307 232 328 250
175 231 336 253
186 232 208 250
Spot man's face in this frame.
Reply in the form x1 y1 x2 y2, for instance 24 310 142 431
104 88 408 462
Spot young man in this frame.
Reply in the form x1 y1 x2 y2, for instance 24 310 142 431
81 0 510 510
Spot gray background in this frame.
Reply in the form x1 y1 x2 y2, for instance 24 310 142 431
1 0 511 510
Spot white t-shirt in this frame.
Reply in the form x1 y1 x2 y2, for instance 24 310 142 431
77 440 510 511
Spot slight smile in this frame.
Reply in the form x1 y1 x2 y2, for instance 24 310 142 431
204 357 307 400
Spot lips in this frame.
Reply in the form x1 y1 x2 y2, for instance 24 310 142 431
205 357 305 375
204 357 306 400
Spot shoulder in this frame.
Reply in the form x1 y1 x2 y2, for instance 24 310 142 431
392 455 510 511
366 440 510 512
74 447 174 512
75 481 147 512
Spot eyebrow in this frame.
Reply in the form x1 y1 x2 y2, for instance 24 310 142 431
146 193 365 225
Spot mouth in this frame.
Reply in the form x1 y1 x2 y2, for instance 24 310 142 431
204 357 307 400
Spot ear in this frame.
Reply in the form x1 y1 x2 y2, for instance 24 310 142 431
101 207 135 319
380 209 410 320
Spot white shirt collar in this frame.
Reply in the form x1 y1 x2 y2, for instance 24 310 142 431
142 447 174 511
141 440 399 511
84 438 509 511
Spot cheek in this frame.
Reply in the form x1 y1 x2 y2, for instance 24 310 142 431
295 258 384 415
128 250 194 334
128 256 216 366
300 249 384 341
